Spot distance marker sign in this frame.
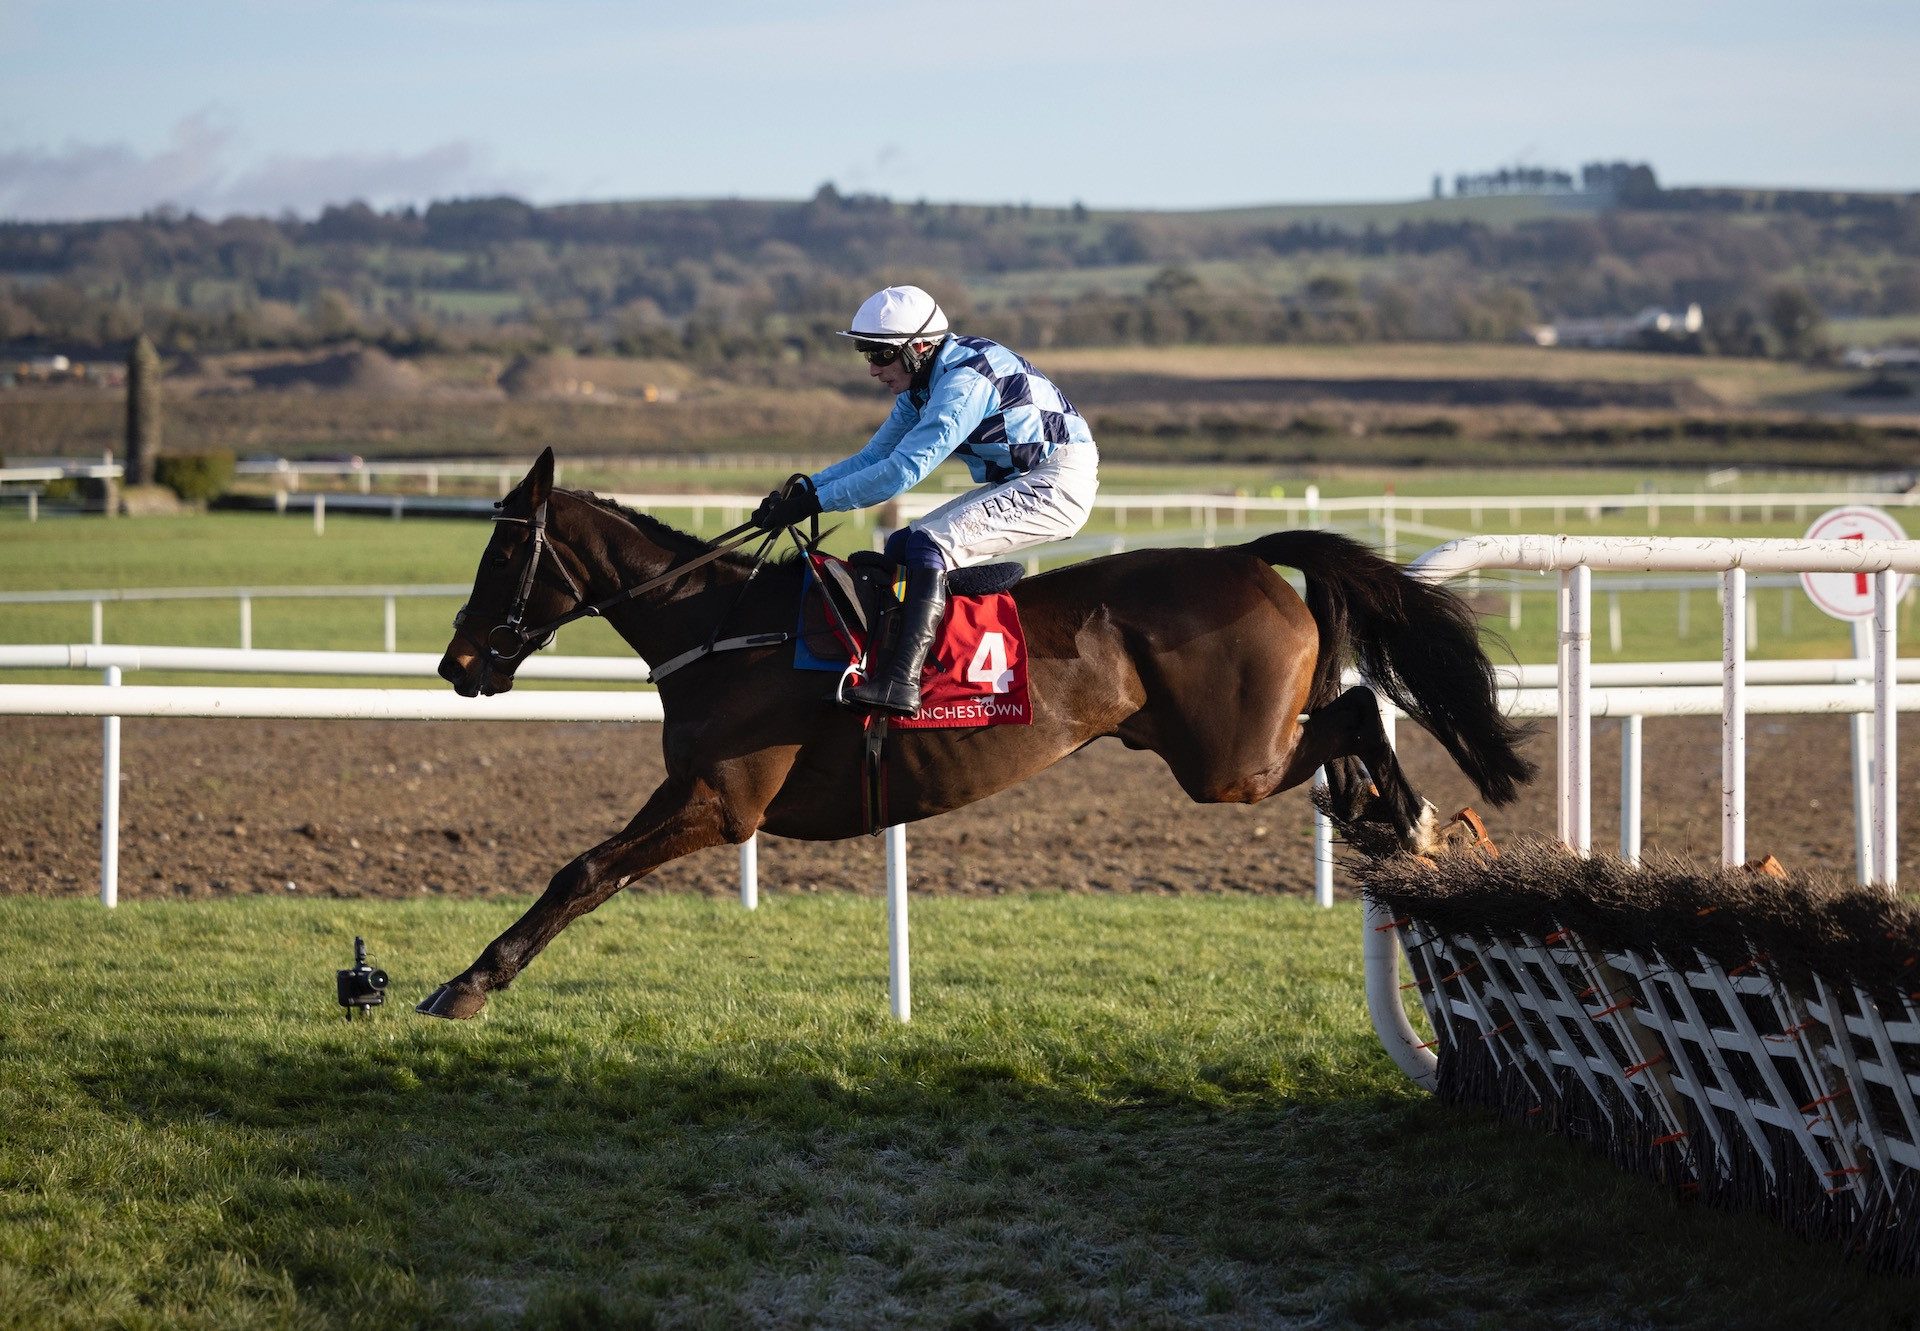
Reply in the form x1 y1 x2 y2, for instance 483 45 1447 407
1800 506 1912 621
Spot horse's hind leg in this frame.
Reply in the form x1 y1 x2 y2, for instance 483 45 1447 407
417 777 741 1019
1275 686 1439 855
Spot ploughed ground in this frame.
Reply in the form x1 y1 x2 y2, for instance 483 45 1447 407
3 715 1916 900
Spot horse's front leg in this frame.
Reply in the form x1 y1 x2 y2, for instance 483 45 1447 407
417 776 744 1019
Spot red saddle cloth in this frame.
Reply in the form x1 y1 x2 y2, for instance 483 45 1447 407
800 555 1031 729
895 588 1032 730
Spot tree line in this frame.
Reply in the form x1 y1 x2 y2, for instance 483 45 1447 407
2 183 1916 363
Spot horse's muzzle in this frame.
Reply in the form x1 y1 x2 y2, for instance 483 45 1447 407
438 648 512 697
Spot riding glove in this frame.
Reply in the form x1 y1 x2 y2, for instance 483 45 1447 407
751 485 821 532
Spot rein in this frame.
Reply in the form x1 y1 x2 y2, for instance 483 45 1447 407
456 482 816 680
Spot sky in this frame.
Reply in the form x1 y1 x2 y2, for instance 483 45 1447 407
0 0 1915 221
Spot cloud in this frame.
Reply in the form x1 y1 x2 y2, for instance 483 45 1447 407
219 142 498 216
0 112 517 220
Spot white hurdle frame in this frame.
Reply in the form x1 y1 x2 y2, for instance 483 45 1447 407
1364 535 1920 1091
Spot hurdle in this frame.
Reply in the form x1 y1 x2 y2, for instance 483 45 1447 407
1344 537 1920 1270
1358 536 1920 1090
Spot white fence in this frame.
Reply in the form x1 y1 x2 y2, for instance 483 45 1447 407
0 644 927 1019
1363 536 1920 1092
0 585 471 651
6 536 1919 1038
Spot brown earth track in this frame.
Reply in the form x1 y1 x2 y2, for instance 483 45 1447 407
4 713 1917 902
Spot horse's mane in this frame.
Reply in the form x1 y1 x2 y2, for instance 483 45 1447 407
563 488 807 572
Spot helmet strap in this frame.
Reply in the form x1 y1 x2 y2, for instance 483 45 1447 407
901 333 945 381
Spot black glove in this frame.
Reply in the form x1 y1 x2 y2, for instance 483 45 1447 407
751 484 821 532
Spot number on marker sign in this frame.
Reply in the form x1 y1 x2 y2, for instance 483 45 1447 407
966 631 1011 693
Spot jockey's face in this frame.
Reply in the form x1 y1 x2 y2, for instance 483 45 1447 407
868 344 926 395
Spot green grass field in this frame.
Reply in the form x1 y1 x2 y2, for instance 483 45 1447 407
1829 315 1920 346
1037 342 1859 407
3 893 1912 1329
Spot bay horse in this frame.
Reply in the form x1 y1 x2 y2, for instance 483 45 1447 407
419 449 1531 1018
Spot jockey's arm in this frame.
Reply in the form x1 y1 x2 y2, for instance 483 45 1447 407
810 394 915 492
810 373 994 513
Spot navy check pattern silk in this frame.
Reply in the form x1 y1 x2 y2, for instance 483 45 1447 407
810 335 1095 511
945 336 1092 482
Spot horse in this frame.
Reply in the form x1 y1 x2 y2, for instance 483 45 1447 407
418 448 1532 1018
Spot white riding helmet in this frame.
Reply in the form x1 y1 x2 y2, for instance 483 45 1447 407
838 285 949 346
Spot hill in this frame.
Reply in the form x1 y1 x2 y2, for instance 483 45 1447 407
1 180 1916 367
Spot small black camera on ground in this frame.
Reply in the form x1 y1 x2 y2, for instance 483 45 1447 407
336 936 389 1020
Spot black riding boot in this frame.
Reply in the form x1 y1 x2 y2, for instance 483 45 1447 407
848 567 947 716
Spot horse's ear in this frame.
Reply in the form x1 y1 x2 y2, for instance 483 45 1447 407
525 447 555 506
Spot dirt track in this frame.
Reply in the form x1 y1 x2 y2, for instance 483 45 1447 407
4 712 1917 901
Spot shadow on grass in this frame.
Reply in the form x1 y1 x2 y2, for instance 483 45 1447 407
39 1018 1920 1330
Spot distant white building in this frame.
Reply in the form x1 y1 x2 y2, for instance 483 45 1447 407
1528 304 1703 348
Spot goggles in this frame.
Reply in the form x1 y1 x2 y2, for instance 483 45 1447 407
857 341 904 367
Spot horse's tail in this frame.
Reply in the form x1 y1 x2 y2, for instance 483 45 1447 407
1245 530 1535 806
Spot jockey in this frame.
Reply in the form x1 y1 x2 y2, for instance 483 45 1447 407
752 285 1099 715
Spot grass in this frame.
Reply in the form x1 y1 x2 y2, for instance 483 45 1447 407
1 892 1913 1329
1038 342 1859 406
1829 315 1920 346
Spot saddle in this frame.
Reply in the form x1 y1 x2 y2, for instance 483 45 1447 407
799 551 1023 667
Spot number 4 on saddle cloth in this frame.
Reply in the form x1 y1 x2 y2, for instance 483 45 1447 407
795 552 1032 729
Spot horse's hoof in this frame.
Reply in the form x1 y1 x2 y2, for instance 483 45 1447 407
416 984 488 1020
1447 806 1500 860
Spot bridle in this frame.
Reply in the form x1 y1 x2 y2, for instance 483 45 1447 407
451 484 810 679
451 495 585 668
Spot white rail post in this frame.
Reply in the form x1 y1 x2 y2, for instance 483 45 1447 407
1557 573 1571 844
1873 569 1898 890
313 494 326 536
91 600 103 645
383 597 397 654
1568 565 1592 855
1556 568 1593 852
739 835 759 910
1850 619 1874 887
1620 714 1643 866
1312 767 1334 908
239 596 252 650
1608 591 1622 654
886 823 910 1021
1722 568 1747 867
100 666 121 908
1363 899 1438 1090
26 491 36 522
